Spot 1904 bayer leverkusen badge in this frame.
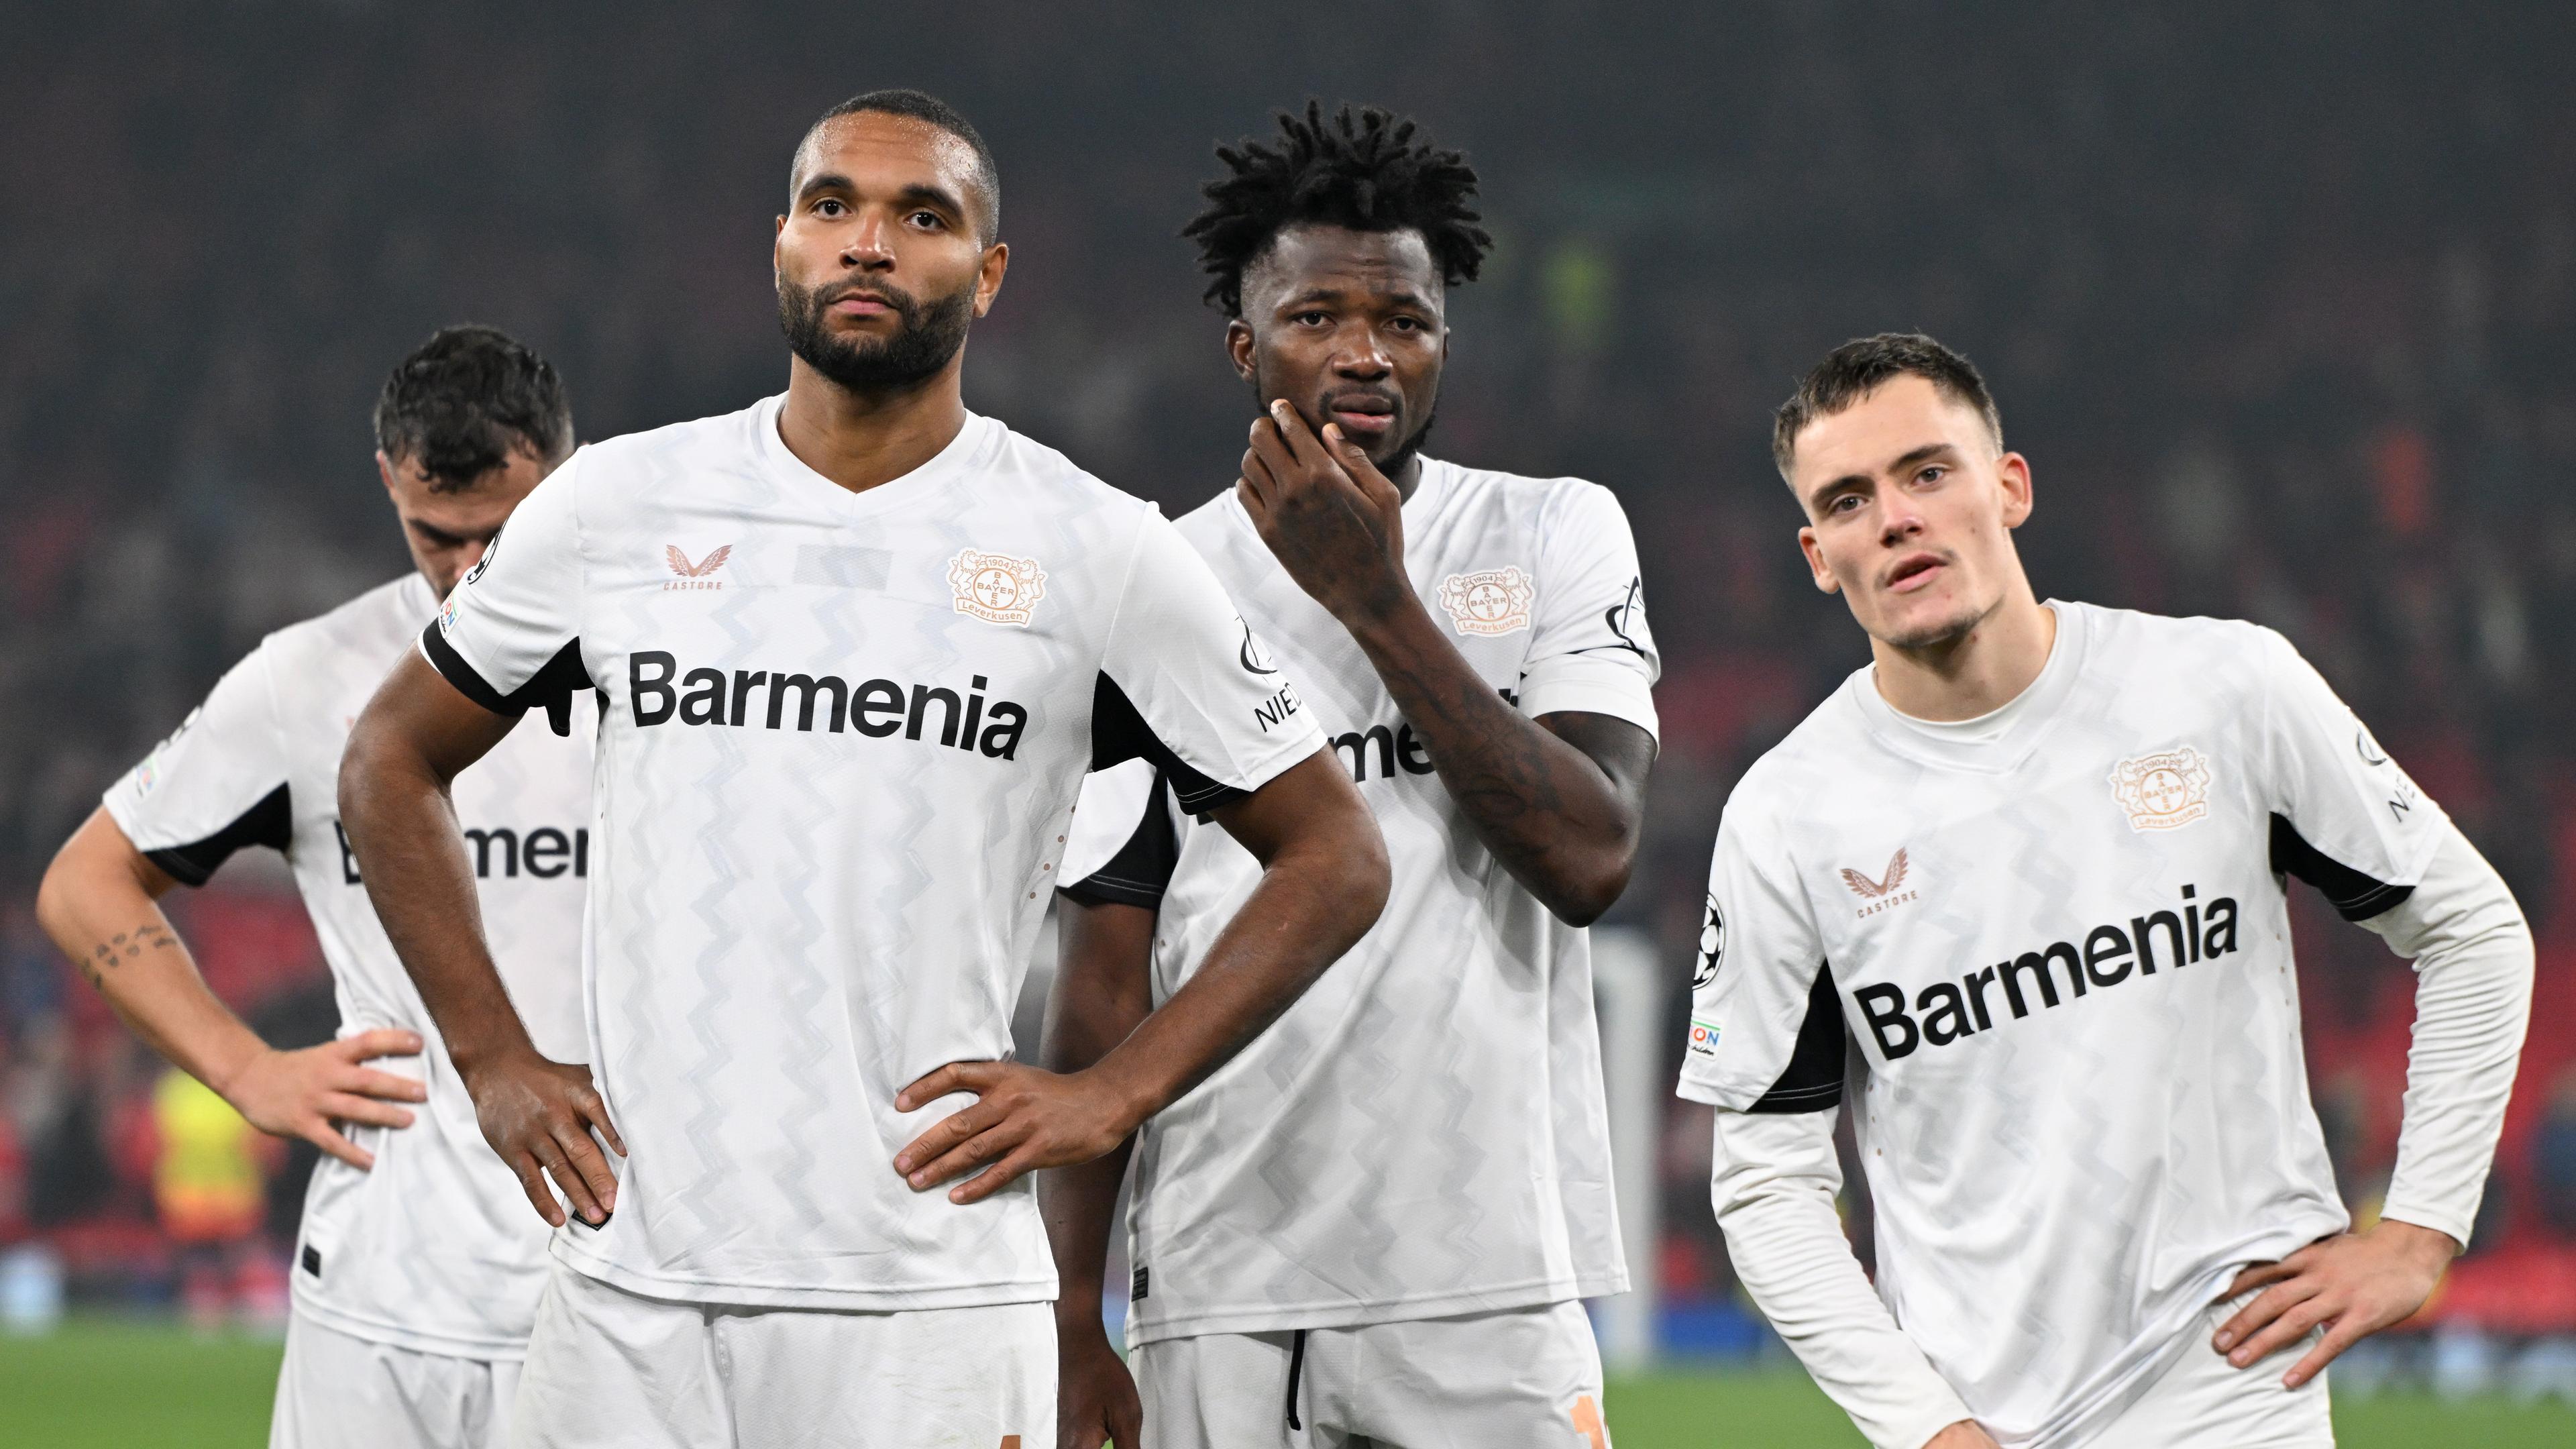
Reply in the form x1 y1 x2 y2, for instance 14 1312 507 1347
947 549 1048 627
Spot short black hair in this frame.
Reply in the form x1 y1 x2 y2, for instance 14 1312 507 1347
1185 101 1491 319
795 88 1002 244
374 325 573 493
1772 332 2004 478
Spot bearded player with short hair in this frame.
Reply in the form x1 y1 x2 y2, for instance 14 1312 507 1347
338 89 1387 1449
1048 103 1658 1449
1680 332 2533 1448
38 325 587 1448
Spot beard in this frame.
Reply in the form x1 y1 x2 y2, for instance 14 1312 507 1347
778 273 976 393
1250 363 1440 479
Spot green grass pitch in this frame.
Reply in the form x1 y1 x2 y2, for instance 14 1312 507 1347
1 1318 2571 1445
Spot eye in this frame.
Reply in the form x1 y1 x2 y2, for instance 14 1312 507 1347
1916 465 1947 485
1828 493 1865 516
1292 310 1331 327
907 210 945 229
1388 316 1424 333
813 198 847 218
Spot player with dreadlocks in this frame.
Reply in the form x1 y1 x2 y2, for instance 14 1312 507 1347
1045 102 1662 1448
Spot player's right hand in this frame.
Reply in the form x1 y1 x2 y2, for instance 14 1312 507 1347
1057 1313 1144 1449
219 1028 429 1172
1923 1421 2002 1449
458 1048 625 1228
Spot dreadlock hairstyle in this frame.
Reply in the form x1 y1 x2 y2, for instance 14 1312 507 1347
1184 102 1493 319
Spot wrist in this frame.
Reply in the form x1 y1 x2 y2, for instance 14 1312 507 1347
1076 1055 1163 1140
1338 586 1430 647
202 1037 274 1104
2374 1216 2462 1265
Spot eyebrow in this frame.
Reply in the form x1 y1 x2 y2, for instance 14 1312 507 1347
1275 285 1436 313
408 519 468 547
794 172 971 223
1807 442 1957 512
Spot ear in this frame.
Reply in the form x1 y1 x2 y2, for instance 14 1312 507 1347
1798 525 1841 596
771 216 788 290
376 449 401 498
1225 318 1256 382
971 241 1010 319
1996 451 2034 529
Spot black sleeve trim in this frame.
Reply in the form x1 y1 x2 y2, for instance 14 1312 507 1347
144 783 290 888
1746 961 1847 1114
1089 673 1248 814
419 623 590 721
1064 775 1177 909
2270 812 2414 922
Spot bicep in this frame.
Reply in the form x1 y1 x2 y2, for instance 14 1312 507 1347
1206 749 1372 867
352 650 524 785
1538 709 1655 816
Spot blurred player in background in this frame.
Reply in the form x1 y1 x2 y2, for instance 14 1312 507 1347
1049 103 1658 1448
1680 333 2534 1448
337 89 1388 1449
36 325 588 1448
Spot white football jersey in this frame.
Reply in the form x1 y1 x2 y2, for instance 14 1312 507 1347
423 395 1323 1311
105 572 592 1359
1063 459 1660 1344
1676 601 2447 1448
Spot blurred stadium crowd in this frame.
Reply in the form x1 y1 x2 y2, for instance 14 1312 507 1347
3 1 2573 1378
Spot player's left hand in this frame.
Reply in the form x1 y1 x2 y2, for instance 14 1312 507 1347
2211 1218 2458 1387
1239 398 1411 625
891 1060 1137 1205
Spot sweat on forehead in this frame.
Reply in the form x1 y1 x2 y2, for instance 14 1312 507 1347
788 109 1002 242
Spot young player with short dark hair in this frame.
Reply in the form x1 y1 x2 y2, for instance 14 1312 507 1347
337 90 1389 1448
1049 103 1659 1448
1681 333 2534 1448
37 325 586 1449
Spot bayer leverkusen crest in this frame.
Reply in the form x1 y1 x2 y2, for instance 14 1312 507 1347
948 549 1048 627
1437 566 1535 637
2108 746 2214 833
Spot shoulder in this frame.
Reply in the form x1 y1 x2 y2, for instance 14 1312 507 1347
261 574 431 672
1434 458 1620 521
981 421 1159 518
1723 679 1871 829
2064 600 2289 706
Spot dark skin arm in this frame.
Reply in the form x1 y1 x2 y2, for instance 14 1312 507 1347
338 651 625 1228
1241 398 1653 925
1040 893 1157 1449
892 749 1387 1203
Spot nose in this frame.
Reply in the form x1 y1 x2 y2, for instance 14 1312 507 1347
1331 331 1393 380
459 538 490 573
841 217 896 270
1878 493 1927 546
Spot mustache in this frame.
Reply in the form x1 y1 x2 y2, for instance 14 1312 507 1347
806 277 924 325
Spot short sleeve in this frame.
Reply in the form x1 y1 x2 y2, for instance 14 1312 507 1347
2256 629 2447 921
1059 761 1178 910
102 645 292 887
419 451 596 718
1515 482 1660 738
1676 784 1845 1114
1093 511 1325 812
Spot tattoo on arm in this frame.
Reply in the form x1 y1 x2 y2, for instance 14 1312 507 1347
83 923 180 987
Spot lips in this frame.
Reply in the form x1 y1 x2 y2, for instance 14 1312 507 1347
1885 553 1947 592
1324 392 1398 435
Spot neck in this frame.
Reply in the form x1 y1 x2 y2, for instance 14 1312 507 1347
1388 451 1426 502
777 354 968 493
1870 584 2057 722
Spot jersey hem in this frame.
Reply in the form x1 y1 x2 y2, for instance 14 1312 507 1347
1123 1274 1586 1347
288 1280 531 1361
549 1238 1060 1312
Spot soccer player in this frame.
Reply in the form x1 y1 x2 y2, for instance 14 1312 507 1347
1680 333 2534 1448
335 90 1389 1449
1047 103 1660 1448
35 325 588 1448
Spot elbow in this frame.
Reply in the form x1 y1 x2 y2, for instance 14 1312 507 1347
1539 853 1636 929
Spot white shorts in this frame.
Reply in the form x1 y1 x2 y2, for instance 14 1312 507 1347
270 1313 521 1449
1135 1299 1611 1448
510 1260 1055 1449
2082 1289 2333 1448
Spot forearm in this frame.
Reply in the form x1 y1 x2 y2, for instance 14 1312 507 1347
1712 1110 1976 1449
1085 837 1383 1125
36 818 266 1093
1041 896 1155 1324
1343 598 1636 919
339 720 533 1072
2361 822 2534 1245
